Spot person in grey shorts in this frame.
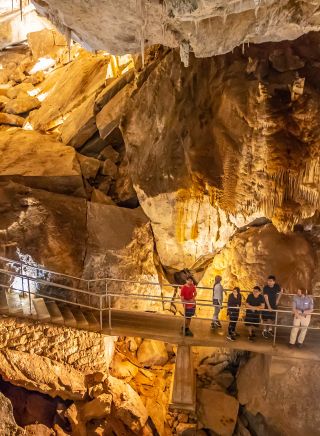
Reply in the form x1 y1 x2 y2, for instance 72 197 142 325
211 275 224 329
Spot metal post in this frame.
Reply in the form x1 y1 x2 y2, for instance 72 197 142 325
27 277 32 315
273 310 278 347
108 295 112 330
87 281 90 307
20 263 25 298
99 295 103 331
183 302 186 336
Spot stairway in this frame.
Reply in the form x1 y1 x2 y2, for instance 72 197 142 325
0 287 101 332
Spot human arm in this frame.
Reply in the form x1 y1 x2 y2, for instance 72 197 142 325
276 287 284 305
292 298 302 318
303 297 314 316
264 293 272 310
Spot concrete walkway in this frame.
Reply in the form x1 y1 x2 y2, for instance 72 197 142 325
102 310 320 362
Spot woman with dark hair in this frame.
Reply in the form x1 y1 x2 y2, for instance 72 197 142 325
227 287 242 341
289 288 313 348
245 286 265 341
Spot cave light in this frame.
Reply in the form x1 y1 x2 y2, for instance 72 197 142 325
23 121 33 130
29 57 56 75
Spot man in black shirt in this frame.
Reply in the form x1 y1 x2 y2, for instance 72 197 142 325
262 275 283 339
245 286 265 341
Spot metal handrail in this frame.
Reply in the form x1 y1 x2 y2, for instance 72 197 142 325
0 255 318 299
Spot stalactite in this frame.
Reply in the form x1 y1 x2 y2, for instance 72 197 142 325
20 0 22 20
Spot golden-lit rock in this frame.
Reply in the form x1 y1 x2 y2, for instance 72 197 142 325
77 154 100 180
198 388 239 435
0 392 25 435
101 159 117 178
27 29 67 61
0 129 84 196
0 349 86 400
29 54 108 131
91 189 115 205
4 96 41 114
137 340 168 367
7 83 34 99
25 424 55 436
81 394 112 422
60 95 97 148
0 112 25 126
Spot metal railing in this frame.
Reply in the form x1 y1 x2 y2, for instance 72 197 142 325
0 256 319 349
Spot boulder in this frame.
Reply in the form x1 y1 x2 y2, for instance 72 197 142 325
137 339 168 367
91 189 115 205
78 132 109 158
96 84 131 140
25 424 54 436
197 361 229 379
77 154 100 179
176 423 197 436
0 181 87 277
24 71 45 85
237 354 320 436
197 389 239 435
60 96 97 148
0 392 25 435
28 54 108 131
7 83 34 99
101 159 118 178
28 29 67 61
65 404 86 436
0 112 25 126
99 146 119 163
105 375 148 433
4 96 40 114
0 349 87 400
0 129 84 196
81 394 112 422
109 353 139 381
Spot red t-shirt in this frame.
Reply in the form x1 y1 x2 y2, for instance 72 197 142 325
180 284 196 308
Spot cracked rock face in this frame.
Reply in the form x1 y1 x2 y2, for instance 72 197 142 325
32 0 320 58
122 35 320 267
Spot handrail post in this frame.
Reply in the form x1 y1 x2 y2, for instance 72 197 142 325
108 295 112 330
20 262 25 298
99 294 103 331
87 280 90 308
27 277 32 315
183 301 186 336
273 309 278 347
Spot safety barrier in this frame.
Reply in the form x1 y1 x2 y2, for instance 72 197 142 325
0 256 319 348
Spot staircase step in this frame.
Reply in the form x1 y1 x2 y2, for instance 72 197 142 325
83 311 100 330
58 305 77 328
0 288 9 313
70 307 89 329
33 298 51 321
45 301 64 324
6 292 24 316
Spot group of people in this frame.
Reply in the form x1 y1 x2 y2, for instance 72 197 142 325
180 274 314 348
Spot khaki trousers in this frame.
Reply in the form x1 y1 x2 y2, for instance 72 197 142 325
289 315 311 345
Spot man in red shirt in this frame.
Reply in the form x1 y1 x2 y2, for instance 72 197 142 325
180 278 197 336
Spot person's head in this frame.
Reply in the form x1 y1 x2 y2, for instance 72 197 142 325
267 275 276 287
233 287 240 296
297 288 307 296
253 286 261 297
214 275 222 285
186 277 193 285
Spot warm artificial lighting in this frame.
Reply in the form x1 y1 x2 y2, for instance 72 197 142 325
27 88 40 96
104 54 134 80
37 91 48 102
23 122 33 130
29 57 55 74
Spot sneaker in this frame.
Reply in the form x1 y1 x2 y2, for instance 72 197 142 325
211 322 219 329
297 343 303 349
268 330 274 337
216 321 222 328
227 334 236 341
262 330 269 339
234 332 240 337
288 343 295 349
186 329 194 337
248 335 255 342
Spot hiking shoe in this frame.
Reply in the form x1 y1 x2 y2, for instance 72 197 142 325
216 321 222 328
262 330 269 339
211 322 219 329
297 343 303 349
268 330 274 337
248 335 255 342
288 343 295 349
227 334 236 341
